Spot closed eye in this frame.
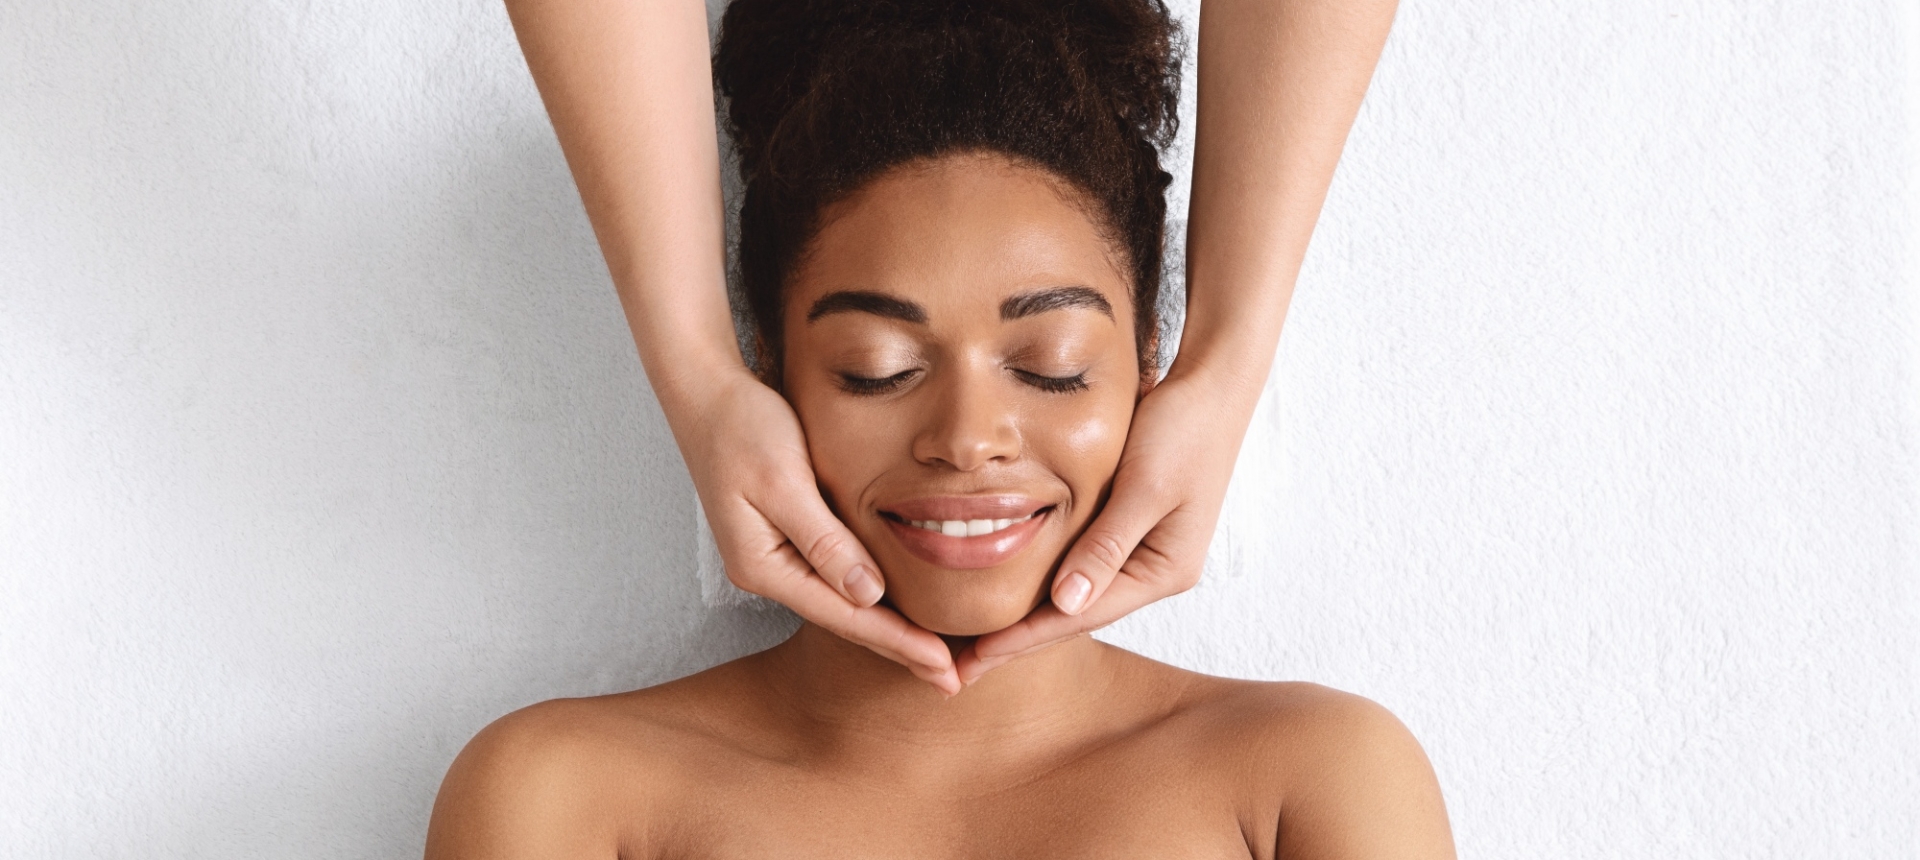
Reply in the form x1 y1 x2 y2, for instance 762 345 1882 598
1013 369 1090 393
837 369 920 395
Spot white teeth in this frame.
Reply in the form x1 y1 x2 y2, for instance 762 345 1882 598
905 512 1036 536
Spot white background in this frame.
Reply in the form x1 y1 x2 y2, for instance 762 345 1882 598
3 0 1916 856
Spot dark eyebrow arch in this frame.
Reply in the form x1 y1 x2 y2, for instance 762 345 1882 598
1000 286 1114 322
806 290 929 324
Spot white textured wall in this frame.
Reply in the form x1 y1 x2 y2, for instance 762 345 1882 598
3 0 1915 856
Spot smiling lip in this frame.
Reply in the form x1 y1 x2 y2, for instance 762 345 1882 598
880 496 1053 570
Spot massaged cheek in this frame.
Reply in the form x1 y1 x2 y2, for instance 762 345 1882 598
1029 387 1133 534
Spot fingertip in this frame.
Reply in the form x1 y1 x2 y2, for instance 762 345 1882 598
841 564 883 607
1053 571 1093 615
956 653 1009 685
920 668 962 698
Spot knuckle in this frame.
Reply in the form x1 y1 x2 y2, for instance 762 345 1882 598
1131 549 1201 593
801 530 851 572
1084 531 1131 571
724 564 767 592
725 544 801 591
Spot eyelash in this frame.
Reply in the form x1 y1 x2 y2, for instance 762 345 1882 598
837 370 919 395
1015 369 1091 394
837 369 1090 395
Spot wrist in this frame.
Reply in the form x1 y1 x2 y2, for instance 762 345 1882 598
607 264 748 418
1160 319 1283 407
642 343 756 425
1161 245 1301 393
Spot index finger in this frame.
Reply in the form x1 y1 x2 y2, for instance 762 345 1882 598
752 475 891 609
739 533 960 694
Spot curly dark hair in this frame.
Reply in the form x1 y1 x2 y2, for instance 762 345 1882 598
714 0 1183 381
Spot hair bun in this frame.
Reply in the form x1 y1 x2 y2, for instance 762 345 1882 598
716 0 1179 182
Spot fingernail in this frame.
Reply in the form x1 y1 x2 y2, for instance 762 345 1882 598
931 672 961 698
921 656 956 676
843 565 883 606
1055 572 1092 615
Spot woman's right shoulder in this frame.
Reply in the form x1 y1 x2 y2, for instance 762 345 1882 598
423 663 759 859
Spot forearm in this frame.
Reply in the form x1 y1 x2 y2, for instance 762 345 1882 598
1177 0 1396 396
504 0 743 422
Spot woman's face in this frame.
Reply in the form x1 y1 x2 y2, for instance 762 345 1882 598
782 153 1142 636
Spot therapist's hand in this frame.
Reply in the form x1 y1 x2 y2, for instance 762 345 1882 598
677 367 962 694
956 361 1261 684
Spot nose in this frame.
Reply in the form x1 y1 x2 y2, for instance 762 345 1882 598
911 358 1021 471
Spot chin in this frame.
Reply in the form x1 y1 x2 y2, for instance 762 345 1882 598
883 568 1052 636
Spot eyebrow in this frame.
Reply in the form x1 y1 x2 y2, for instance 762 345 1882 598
804 285 1115 325
806 290 929 324
1000 286 1114 322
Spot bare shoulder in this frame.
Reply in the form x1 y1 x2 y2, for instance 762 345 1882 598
424 661 761 860
1192 679 1432 761
1167 674 1457 860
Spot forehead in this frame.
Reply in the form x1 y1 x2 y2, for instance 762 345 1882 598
788 154 1131 320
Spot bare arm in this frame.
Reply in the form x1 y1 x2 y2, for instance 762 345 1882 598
505 0 733 387
967 0 1400 676
502 0 959 691
1183 0 1397 381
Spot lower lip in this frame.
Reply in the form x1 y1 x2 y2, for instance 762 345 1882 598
883 510 1051 570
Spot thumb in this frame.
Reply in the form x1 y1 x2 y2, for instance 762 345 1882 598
1051 481 1172 616
755 481 887 608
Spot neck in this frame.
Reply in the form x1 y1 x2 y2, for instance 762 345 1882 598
750 622 1121 770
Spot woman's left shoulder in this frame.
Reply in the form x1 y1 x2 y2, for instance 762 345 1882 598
1151 674 1455 858
1192 679 1423 748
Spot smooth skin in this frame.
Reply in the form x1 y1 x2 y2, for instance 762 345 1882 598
500 0 1398 695
426 155 1453 860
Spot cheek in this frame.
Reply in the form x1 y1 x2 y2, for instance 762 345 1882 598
1060 408 1128 459
1025 386 1133 497
786 376 895 509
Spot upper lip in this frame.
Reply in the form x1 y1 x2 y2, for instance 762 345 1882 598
880 495 1052 522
